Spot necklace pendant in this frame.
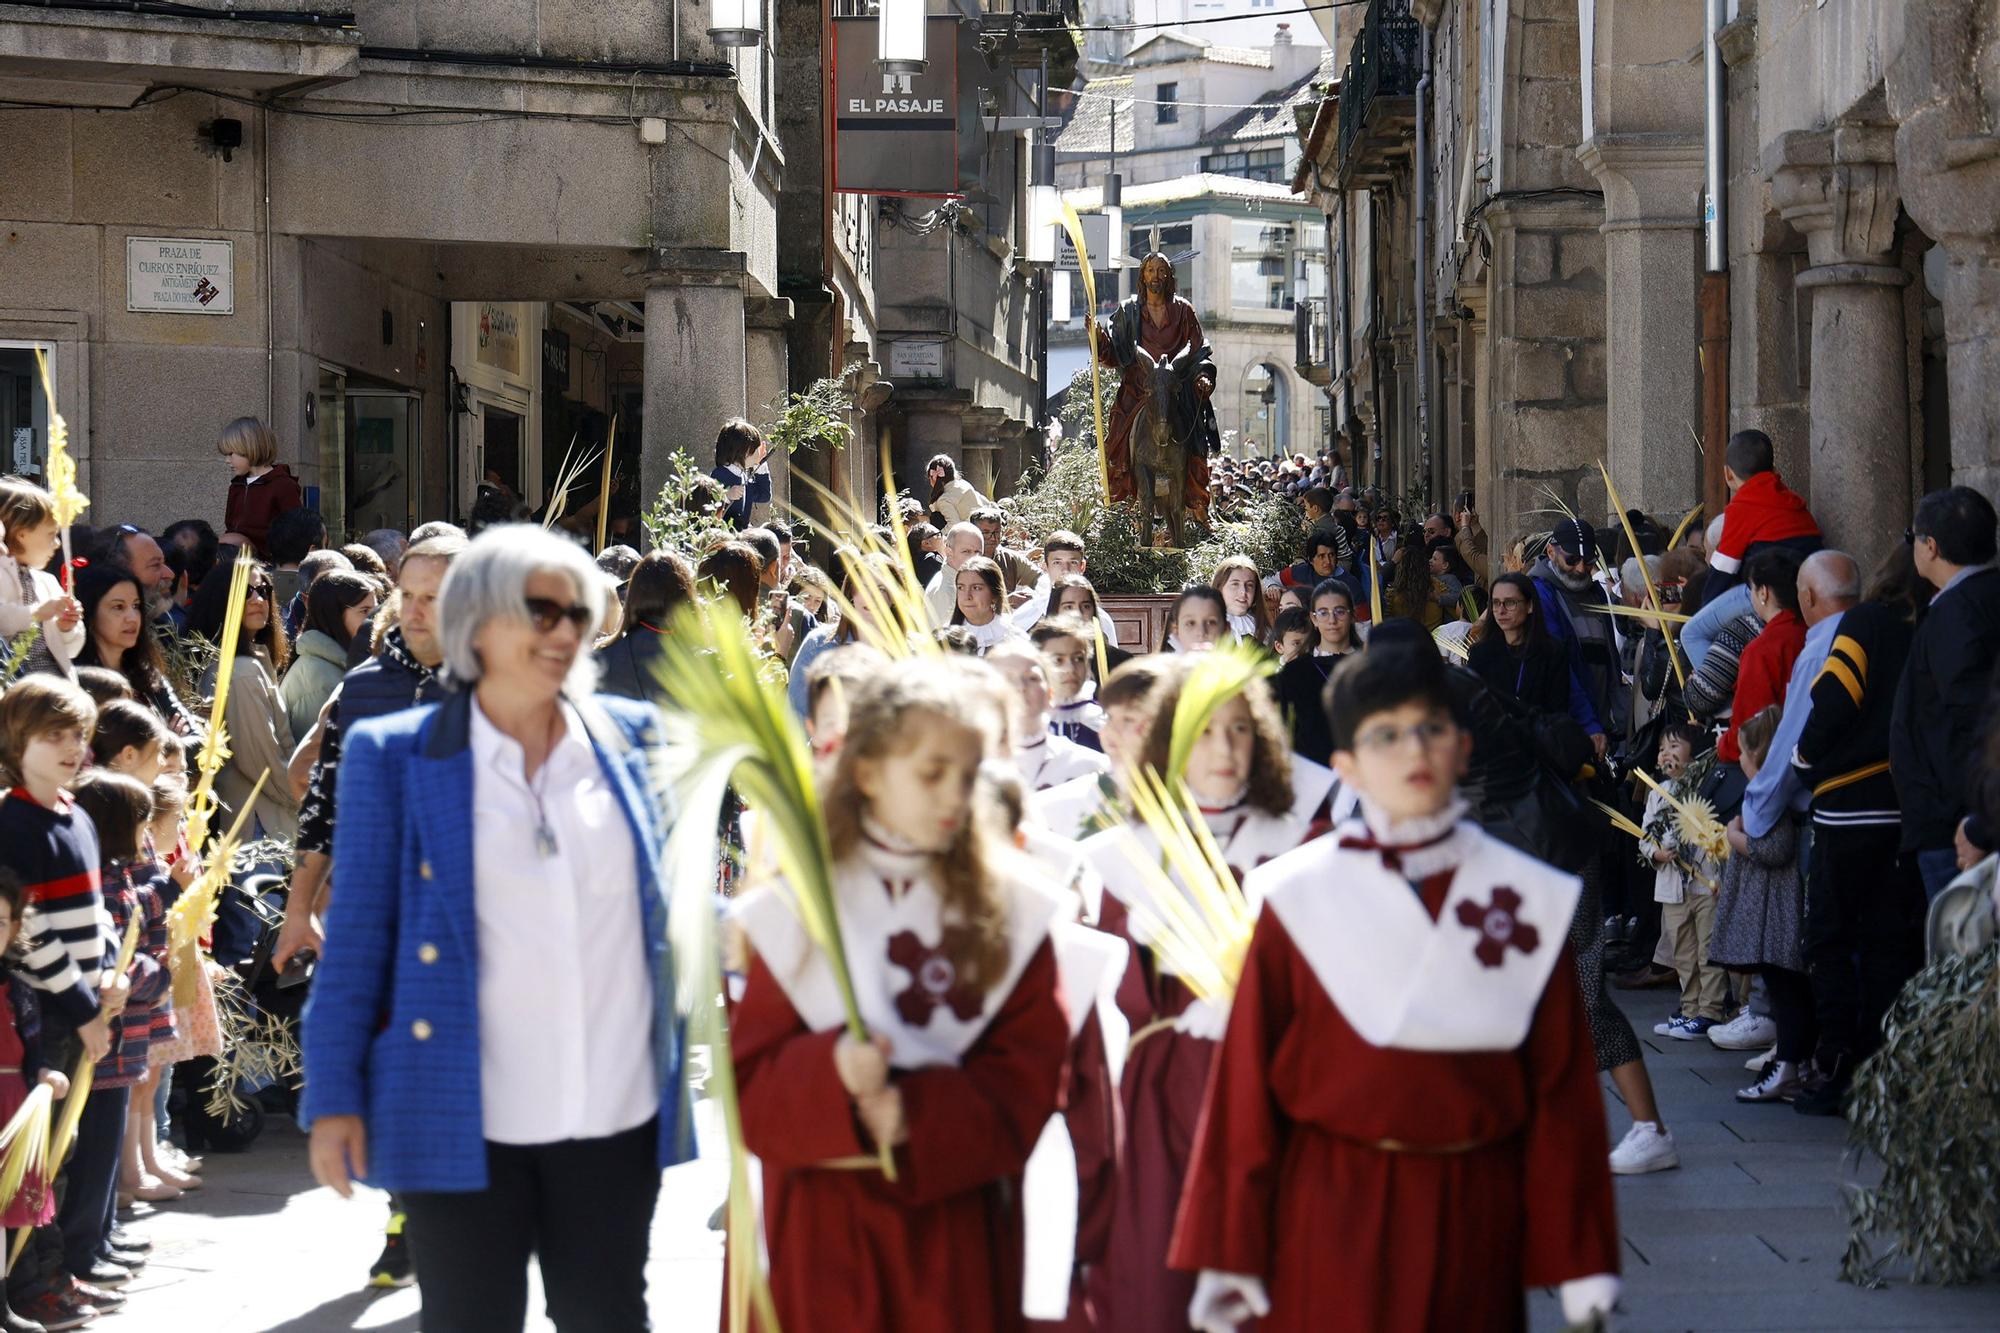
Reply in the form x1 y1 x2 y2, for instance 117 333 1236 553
535 822 559 858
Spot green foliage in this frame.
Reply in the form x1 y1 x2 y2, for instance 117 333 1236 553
1841 938 2000 1288
1 624 43 688
640 450 733 557
764 378 854 457
1000 362 1307 594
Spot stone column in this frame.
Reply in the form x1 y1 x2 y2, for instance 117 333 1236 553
1769 128 1910 570
1889 0 2000 499
744 293 794 519
641 249 748 513
1577 135 1706 514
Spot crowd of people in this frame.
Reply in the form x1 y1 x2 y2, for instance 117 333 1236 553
0 407 1993 1332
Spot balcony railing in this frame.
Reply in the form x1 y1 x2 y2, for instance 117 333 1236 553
1336 0 1423 172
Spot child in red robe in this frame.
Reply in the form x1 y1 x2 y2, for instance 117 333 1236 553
1079 657 1316 1332
732 661 1071 1332
1169 643 1622 1331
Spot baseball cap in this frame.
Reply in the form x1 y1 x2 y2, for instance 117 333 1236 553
1551 517 1597 560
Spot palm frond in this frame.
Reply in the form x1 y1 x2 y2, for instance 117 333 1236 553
1584 602 1692 625
184 552 255 854
1367 538 1384 624
650 598 895 1180
1588 797 1648 842
665 746 781 1333
595 416 620 553
1596 462 1692 710
1115 767 1254 1004
541 435 605 531
168 771 267 963
1165 639 1276 786
786 470 941 661
1668 502 1704 551
0 1084 51 1224
1632 767 1727 861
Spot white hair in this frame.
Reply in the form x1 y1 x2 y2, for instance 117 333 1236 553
437 524 609 697
1619 554 1663 592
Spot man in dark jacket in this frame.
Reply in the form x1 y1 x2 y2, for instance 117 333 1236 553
1890 486 2000 900
1528 517 1615 754
274 532 462 1291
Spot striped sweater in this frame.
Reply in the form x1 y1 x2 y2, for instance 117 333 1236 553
0 790 111 1029
1793 601 1912 827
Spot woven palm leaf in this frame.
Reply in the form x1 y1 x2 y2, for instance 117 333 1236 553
786 467 941 660
0 1083 51 1222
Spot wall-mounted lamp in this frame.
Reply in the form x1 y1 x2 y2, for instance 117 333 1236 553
708 0 762 48
877 0 927 75
1025 138 1058 265
1103 172 1123 270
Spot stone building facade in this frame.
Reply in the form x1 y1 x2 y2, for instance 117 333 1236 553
0 0 1065 538
1295 0 2000 572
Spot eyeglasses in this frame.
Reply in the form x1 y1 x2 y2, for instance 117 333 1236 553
245 585 271 602
523 596 593 634
1352 719 1455 753
1311 605 1352 619
114 523 145 537
1490 596 1528 610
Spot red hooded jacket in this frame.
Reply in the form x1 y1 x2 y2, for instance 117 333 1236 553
225 464 304 558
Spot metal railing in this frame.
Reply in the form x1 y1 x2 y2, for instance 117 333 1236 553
1336 0 1423 167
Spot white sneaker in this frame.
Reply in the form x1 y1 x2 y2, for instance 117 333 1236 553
1653 1015 1687 1037
1745 1044 1777 1072
1708 1009 1777 1050
1735 1060 1803 1103
1609 1120 1680 1175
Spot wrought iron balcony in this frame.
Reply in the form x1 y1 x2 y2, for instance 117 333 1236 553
1335 0 1422 184
1294 296 1333 386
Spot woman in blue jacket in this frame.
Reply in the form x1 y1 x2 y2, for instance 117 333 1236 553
302 524 694 1333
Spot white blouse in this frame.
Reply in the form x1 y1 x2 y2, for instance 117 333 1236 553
469 699 657 1145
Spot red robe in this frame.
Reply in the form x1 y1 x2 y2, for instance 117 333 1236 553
1167 873 1621 1331
734 941 1070 1333
1083 810 1312 1333
1098 297 1211 523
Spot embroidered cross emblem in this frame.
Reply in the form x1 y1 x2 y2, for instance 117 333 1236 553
1454 887 1539 968
886 928 985 1027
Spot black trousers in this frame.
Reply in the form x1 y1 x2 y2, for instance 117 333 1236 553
1802 822 1925 1071
1759 965 1816 1065
402 1118 660 1333
56 1085 128 1277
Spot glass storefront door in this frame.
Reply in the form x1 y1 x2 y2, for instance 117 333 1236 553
345 390 421 537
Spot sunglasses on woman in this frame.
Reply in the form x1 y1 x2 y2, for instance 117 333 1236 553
524 596 593 634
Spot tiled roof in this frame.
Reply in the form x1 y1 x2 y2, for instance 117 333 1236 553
1124 32 1272 69
1202 47 1336 144
1053 76 1136 155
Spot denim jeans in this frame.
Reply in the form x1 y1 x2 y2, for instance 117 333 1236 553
1683 582 1753 673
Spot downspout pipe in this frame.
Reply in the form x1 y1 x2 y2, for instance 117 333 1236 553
1700 0 1730 519
1413 26 1433 507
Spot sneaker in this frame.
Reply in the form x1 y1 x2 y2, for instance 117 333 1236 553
1735 1060 1803 1102
1609 1120 1680 1175
368 1214 414 1289
1669 1016 1719 1040
1707 1009 1777 1050
11 1289 91 1332
104 1230 147 1255
102 1247 146 1271
1745 1044 1777 1072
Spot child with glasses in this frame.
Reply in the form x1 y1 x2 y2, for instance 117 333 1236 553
1170 643 1619 1332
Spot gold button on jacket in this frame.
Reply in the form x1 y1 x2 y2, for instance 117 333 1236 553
417 944 439 964
411 1020 433 1041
